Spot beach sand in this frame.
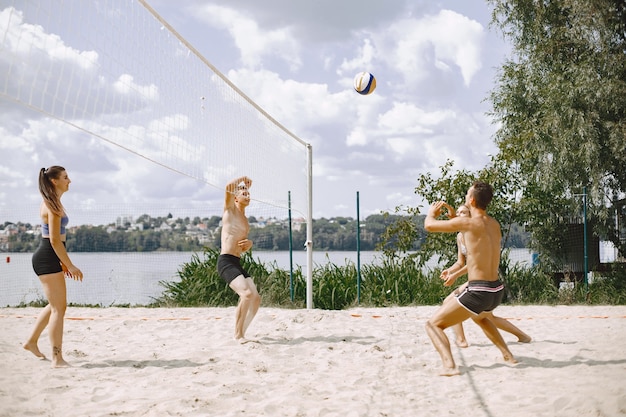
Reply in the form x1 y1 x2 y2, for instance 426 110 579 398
1 305 625 417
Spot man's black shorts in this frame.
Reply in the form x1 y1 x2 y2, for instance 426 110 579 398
217 254 251 284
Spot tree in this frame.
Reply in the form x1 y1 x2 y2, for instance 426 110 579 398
379 160 526 267
488 0 626 260
206 216 221 228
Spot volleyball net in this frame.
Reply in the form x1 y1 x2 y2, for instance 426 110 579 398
0 1 313 306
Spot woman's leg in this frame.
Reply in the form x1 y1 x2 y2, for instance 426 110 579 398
451 323 468 348
39 272 70 368
444 286 468 347
473 313 517 365
487 312 532 342
23 303 52 359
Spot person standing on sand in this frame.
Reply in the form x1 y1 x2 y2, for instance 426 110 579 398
440 203 531 348
24 166 83 368
424 181 517 376
217 176 261 343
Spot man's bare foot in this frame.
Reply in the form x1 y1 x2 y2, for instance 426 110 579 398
455 339 469 348
439 367 461 377
517 335 532 343
51 358 71 368
502 354 519 366
236 337 259 345
23 342 46 360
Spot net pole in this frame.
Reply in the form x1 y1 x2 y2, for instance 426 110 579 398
306 144 314 309
356 191 361 304
288 191 294 302
583 187 589 294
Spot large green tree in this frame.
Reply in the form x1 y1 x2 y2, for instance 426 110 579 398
488 0 626 261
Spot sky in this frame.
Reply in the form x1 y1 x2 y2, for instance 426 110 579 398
0 0 510 226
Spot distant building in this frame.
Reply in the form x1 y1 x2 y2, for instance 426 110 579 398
292 217 306 232
116 216 134 228
0 229 9 251
129 223 144 231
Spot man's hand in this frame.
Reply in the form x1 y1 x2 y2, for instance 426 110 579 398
428 201 455 218
428 201 444 218
441 202 455 218
227 176 252 192
238 239 253 252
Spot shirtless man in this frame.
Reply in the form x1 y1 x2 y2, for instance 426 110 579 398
424 181 517 376
217 176 261 342
441 204 531 347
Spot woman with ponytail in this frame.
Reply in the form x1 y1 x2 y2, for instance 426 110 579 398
24 166 83 368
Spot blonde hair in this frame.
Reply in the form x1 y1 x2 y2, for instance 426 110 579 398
39 166 65 217
457 204 470 216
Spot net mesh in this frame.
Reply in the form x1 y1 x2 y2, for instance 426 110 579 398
0 1 309 215
0 0 310 306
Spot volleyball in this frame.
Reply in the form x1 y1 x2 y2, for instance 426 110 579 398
353 71 376 95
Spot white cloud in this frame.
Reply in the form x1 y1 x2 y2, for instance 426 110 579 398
385 191 414 208
386 137 416 157
380 10 484 87
191 4 301 70
0 0 506 224
346 128 368 147
226 68 352 135
337 39 376 75
113 74 159 100
378 102 456 135
0 7 98 70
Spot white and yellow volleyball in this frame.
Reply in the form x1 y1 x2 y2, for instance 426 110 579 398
353 71 376 95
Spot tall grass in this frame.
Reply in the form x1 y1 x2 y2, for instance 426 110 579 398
312 260 358 310
360 258 448 306
155 248 304 308
499 252 559 304
154 248 626 309
585 263 626 304
156 249 237 307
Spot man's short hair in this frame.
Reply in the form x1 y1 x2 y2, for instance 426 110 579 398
471 181 493 210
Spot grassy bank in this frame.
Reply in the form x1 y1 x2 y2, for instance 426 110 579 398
154 248 626 309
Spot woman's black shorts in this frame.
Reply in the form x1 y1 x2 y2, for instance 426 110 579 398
32 238 65 276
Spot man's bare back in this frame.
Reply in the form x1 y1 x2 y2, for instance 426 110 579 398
462 213 501 282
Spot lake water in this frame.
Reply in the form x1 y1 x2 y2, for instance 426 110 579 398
0 249 533 307
0 251 384 306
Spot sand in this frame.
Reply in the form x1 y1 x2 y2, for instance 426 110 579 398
1 305 625 417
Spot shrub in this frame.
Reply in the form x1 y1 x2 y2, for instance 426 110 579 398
154 248 305 308
154 248 626 309
155 248 238 307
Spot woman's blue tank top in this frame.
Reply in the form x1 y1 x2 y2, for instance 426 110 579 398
42 215 69 237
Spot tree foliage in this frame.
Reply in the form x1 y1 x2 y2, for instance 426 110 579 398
381 1 626 272
378 159 528 269
488 0 626 259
